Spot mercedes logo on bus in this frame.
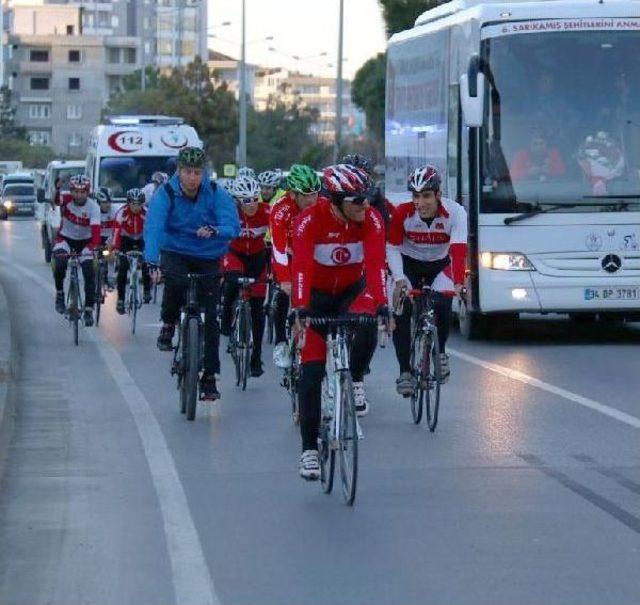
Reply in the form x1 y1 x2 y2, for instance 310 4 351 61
601 254 622 273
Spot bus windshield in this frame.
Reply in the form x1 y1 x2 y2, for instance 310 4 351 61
54 167 85 190
481 29 640 213
98 156 176 199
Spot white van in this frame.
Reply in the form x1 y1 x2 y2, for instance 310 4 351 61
86 115 202 203
35 160 86 263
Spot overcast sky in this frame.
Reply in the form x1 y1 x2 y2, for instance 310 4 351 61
207 0 388 79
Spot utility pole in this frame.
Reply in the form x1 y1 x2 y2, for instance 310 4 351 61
334 0 344 162
239 0 247 166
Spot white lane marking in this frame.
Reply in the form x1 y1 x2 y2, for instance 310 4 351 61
3 259 219 605
449 347 640 430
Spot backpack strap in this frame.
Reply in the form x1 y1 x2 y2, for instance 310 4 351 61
164 182 175 215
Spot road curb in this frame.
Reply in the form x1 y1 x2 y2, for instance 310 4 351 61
0 277 16 478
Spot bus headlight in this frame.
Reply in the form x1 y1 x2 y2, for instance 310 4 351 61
3 200 13 210
480 252 535 271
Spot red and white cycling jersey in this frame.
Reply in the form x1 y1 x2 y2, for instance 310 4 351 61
387 197 468 285
113 205 146 248
269 192 300 283
57 194 101 245
229 202 270 256
100 206 118 241
291 197 387 308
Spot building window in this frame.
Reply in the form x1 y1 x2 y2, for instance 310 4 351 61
108 48 120 63
68 50 81 63
68 78 80 91
67 104 82 120
69 133 82 147
158 40 172 56
30 77 50 91
29 131 51 146
125 48 136 64
66 25 74 35
29 49 49 62
28 104 50 119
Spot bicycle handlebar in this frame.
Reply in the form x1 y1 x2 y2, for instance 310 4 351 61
307 315 378 327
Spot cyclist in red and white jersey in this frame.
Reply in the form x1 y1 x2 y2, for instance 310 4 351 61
220 176 271 377
269 164 321 368
112 188 151 314
52 175 101 326
291 164 388 481
388 165 468 394
96 187 117 246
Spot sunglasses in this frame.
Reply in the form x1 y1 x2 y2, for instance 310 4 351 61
342 194 368 205
239 197 259 205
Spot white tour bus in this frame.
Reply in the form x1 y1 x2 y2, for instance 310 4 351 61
386 0 640 338
86 115 202 203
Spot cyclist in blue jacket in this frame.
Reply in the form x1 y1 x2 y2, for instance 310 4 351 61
144 147 240 400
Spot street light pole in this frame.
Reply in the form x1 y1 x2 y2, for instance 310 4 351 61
239 0 247 166
334 0 344 162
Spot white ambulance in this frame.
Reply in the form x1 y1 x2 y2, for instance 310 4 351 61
85 115 202 203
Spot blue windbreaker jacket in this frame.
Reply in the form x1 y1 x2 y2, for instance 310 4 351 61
144 172 240 263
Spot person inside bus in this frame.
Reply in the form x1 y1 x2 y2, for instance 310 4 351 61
510 130 566 182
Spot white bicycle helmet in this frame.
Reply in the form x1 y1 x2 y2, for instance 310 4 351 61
237 166 256 180
407 165 441 193
257 170 281 188
232 176 261 201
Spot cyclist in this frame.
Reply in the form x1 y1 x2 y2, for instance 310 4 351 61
142 171 168 208
269 164 321 368
144 147 240 401
52 175 101 326
388 165 467 394
290 164 387 480
342 153 394 233
112 188 151 315
220 176 270 377
96 187 116 247
257 170 286 206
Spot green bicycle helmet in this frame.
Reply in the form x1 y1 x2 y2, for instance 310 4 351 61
287 164 321 194
177 146 206 168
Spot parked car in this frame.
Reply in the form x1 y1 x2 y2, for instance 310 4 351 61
0 182 36 219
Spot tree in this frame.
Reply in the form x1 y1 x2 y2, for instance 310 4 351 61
351 0 446 148
379 0 441 37
105 57 239 172
0 138 56 168
247 90 324 171
351 53 386 142
0 86 27 140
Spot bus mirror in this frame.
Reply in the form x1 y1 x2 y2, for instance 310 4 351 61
36 188 45 203
460 72 485 128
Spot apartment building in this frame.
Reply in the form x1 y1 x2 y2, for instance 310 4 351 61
253 67 365 143
6 3 139 154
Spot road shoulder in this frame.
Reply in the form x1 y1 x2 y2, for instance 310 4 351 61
0 278 16 478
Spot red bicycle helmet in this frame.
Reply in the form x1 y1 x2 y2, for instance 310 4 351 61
322 164 369 196
69 174 91 193
407 165 441 193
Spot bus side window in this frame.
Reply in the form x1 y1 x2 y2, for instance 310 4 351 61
447 84 462 204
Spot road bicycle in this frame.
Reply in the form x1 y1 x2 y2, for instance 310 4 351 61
263 278 279 345
170 271 217 421
64 252 84 346
228 277 255 391
120 250 144 335
397 285 442 431
281 319 301 425
313 315 374 506
94 248 111 326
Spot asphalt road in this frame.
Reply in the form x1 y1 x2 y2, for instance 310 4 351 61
0 219 639 605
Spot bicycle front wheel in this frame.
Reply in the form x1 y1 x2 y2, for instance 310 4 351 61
239 302 252 391
184 317 200 421
425 327 441 432
95 265 104 326
338 372 358 506
130 283 138 335
409 332 425 424
68 279 80 346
